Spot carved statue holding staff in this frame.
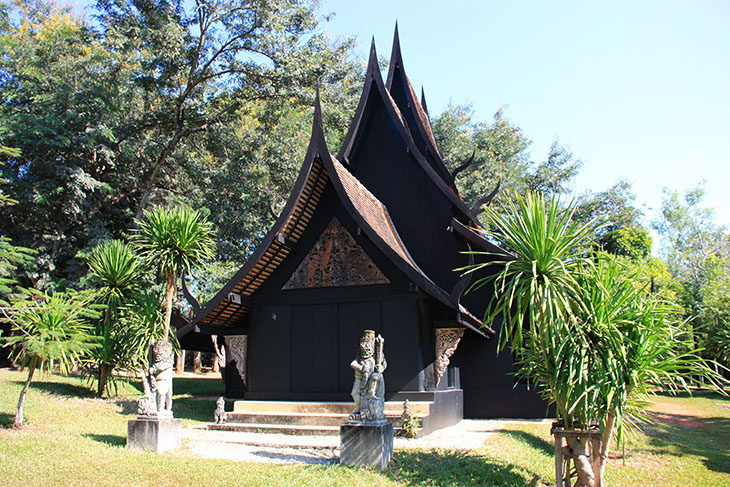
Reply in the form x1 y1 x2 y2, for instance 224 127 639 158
349 330 387 423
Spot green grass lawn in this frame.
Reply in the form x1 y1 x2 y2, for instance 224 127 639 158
1 368 729 486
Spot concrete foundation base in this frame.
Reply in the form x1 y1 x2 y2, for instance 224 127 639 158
339 422 393 469
127 417 182 453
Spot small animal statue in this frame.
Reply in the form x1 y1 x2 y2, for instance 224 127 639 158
136 390 157 417
213 397 227 424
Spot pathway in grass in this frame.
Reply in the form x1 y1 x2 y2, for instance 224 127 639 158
177 419 551 464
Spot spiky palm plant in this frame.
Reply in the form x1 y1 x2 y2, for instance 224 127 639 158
86 240 146 396
132 206 215 340
464 192 724 487
2 289 98 427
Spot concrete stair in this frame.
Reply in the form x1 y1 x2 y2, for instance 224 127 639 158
207 400 431 436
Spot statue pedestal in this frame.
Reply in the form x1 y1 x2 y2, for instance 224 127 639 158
126 416 182 454
339 421 393 469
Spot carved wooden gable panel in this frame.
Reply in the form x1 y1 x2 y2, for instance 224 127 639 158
283 218 390 289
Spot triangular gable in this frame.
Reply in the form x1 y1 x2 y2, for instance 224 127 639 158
282 217 390 289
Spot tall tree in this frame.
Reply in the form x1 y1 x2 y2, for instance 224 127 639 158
575 180 651 259
0 0 363 286
0 2 129 288
94 0 360 219
654 183 730 364
432 104 581 213
433 104 531 209
132 206 215 339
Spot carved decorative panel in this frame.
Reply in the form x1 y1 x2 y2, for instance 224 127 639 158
283 218 390 289
434 328 464 387
225 335 247 385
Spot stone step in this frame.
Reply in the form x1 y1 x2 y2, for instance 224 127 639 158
224 411 427 427
208 422 341 436
231 400 431 416
225 411 350 426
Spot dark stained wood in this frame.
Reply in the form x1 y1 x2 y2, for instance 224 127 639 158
176 29 547 420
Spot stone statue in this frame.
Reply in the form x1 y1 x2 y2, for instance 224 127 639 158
137 338 174 417
349 330 387 423
213 397 227 424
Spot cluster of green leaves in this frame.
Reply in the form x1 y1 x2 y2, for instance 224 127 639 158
653 184 730 367
3 289 99 374
83 205 214 396
1 288 100 427
85 239 165 397
463 192 725 482
434 104 582 211
0 0 363 288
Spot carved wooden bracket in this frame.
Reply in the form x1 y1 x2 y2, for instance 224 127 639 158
434 328 464 387
225 335 247 385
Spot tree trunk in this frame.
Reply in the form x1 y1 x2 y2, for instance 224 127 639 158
176 350 186 375
163 273 176 341
597 411 618 486
566 435 595 487
97 365 110 398
212 355 219 373
15 358 38 428
193 351 202 374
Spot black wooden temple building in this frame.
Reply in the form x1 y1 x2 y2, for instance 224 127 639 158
177 30 546 423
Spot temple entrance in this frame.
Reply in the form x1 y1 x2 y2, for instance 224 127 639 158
291 304 337 392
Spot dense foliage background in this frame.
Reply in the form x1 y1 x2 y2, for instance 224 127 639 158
0 0 728 370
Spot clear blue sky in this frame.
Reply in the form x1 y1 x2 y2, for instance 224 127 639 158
72 0 730 232
317 0 730 233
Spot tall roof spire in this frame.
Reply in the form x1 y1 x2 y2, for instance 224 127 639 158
421 86 429 117
386 23 403 88
313 84 323 129
366 37 379 78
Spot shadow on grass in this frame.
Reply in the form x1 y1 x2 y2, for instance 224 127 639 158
642 411 730 474
500 429 554 456
173 377 225 397
0 412 15 428
28 380 95 398
114 396 217 423
84 433 126 447
386 450 540 487
115 399 138 416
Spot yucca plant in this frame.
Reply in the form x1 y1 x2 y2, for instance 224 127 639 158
2 289 99 428
86 240 147 397
463 192 725 487
132 206 216 339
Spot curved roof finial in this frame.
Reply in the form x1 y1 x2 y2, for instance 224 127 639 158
366 36 379 77
386 22 403 87
313 84 323 128
392 21 401 64
421 86 429 117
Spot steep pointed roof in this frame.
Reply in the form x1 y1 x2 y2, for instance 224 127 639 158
336 39 474 223
184 97 489 336
384 25 453 188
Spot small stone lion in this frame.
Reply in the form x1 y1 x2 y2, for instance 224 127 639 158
214 397 226 424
